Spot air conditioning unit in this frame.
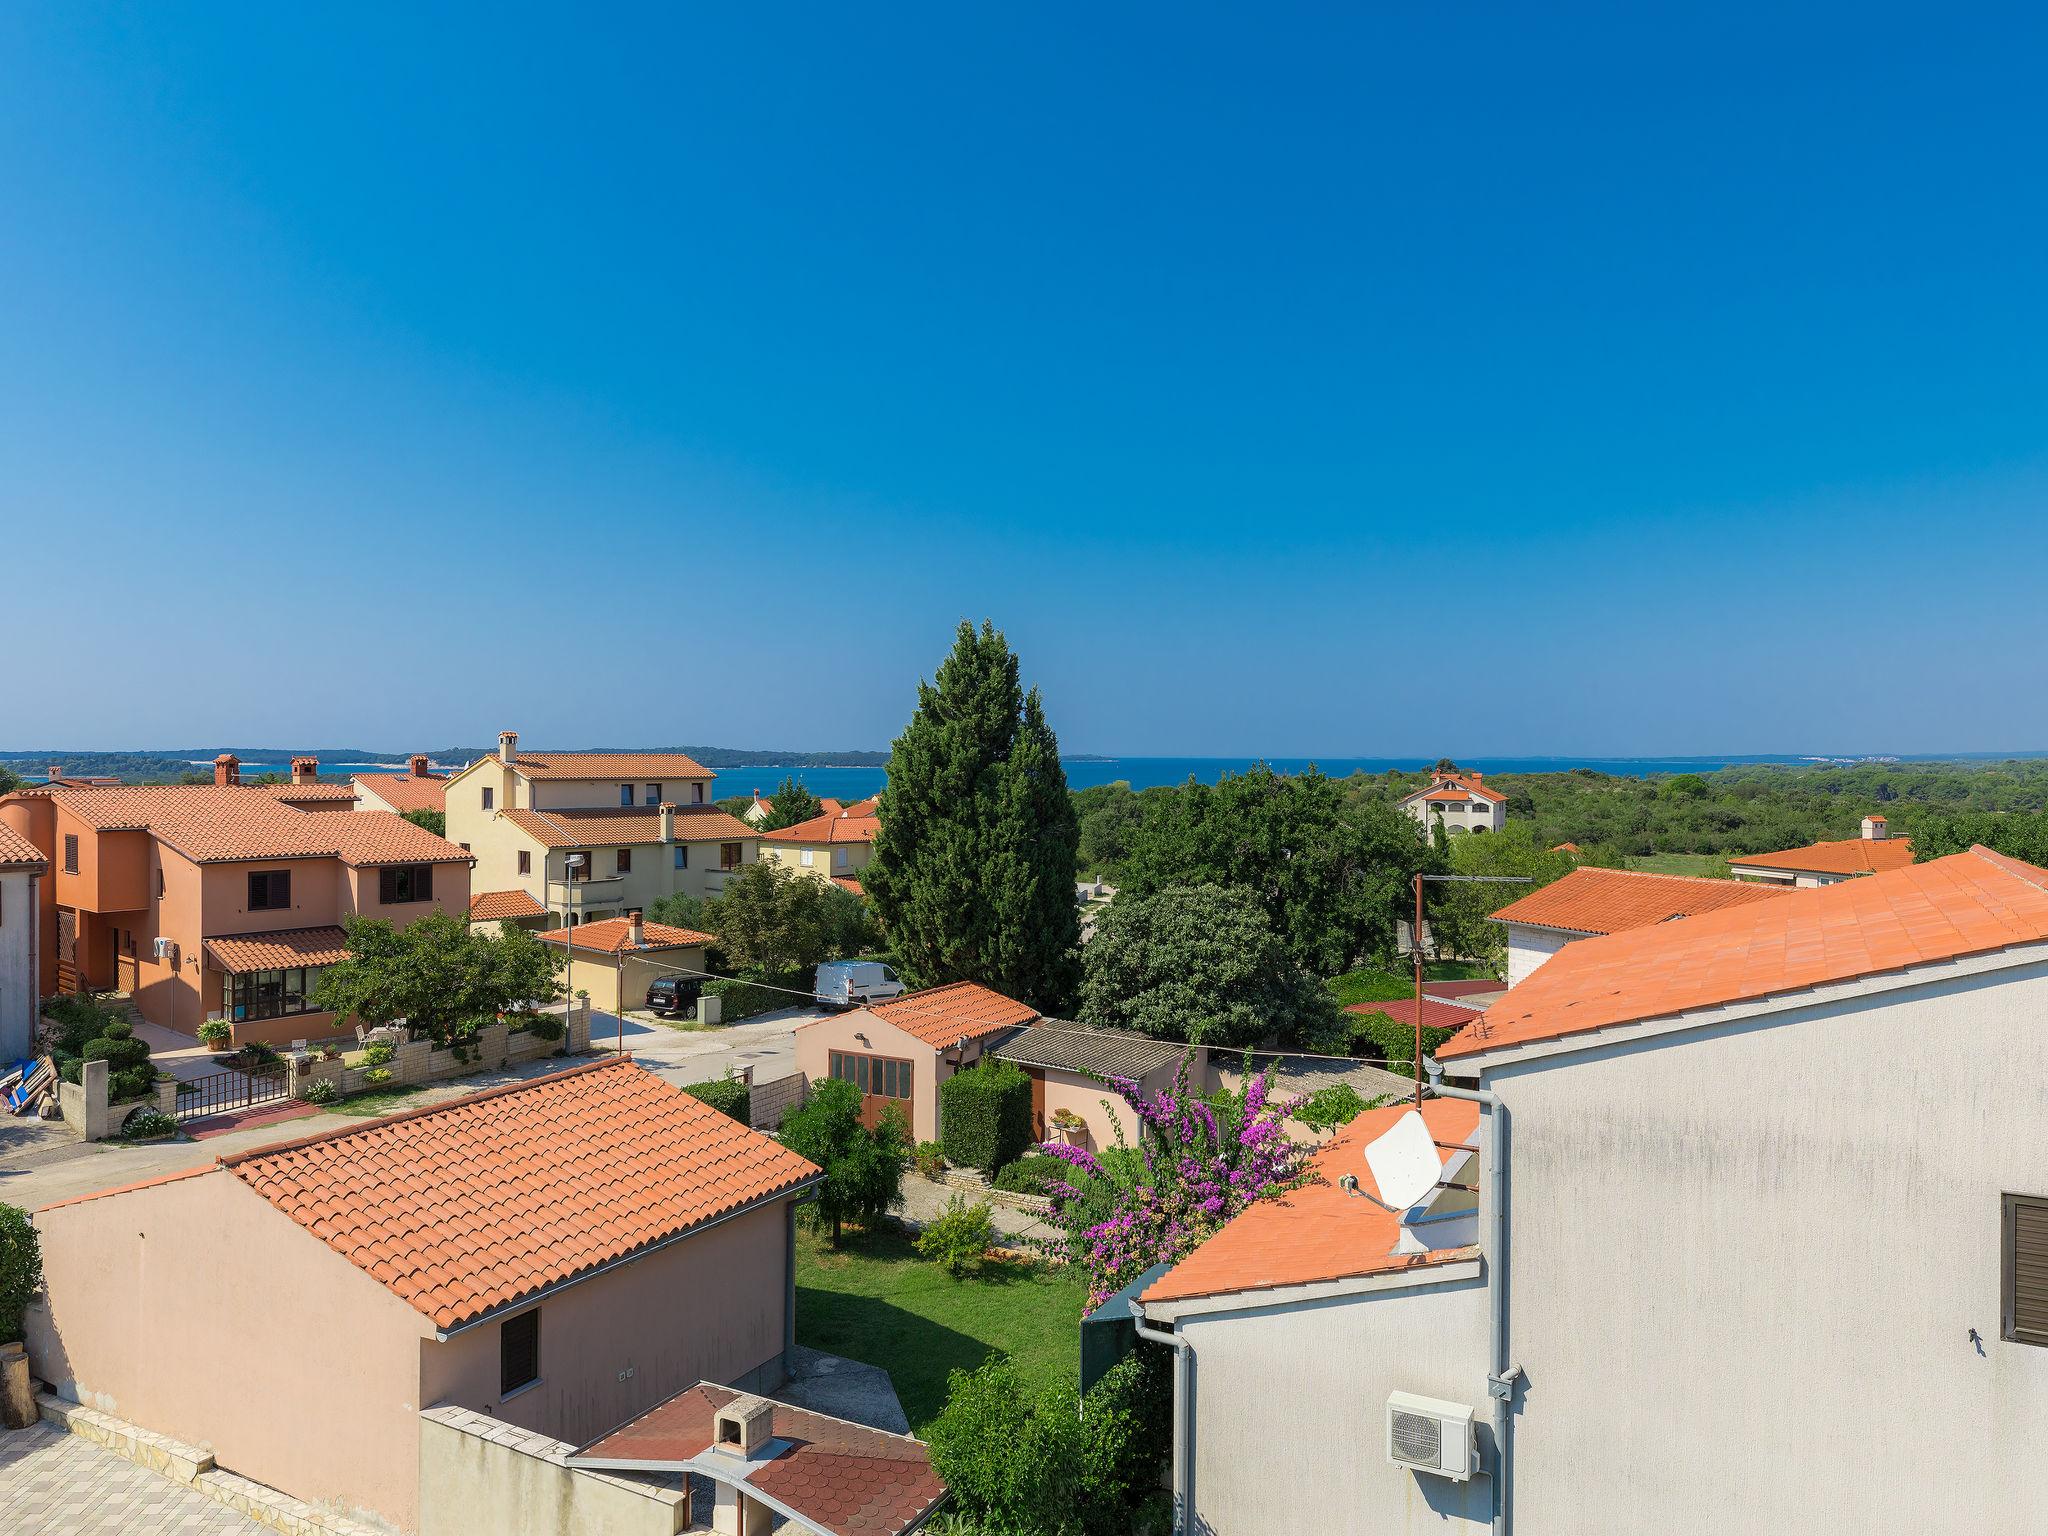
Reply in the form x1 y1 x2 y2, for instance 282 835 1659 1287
1386 1390 1477 1481
152 937 177 962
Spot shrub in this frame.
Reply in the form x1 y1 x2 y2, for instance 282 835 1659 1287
109 1067 154 1102
523 1016 564 1043
683 1076 750 1123
1348 1010 1463 1072
778 1077 908 1245
992 1153 1066 1196
938 1061 1032 1175
1295 1082 1377 1134
100 1018 133 1042
299 1078 340 1105
0 1203 41 1344
120 1107 178 1140
234 1041 282 1071
362 1040 396 1067
197 1019 232 1049
913 1140 946 1179
705 975 797 1021
83 1036 150 1072
363 1067 394 1087
916 1196 995 1277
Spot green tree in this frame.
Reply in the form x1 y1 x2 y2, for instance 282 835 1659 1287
1080 883 1341 1049
0 1202 42 1344
400 808 446 837
311 913 560 1044
675 861 882 978
864 621 1081 1012
777 1077 907 1245
1425 824 1576 970
759 776 824 832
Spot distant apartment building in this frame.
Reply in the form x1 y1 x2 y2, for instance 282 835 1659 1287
0 820 47 1060
1399 771 1507 835
757 796 879 894
0 755 473 1045
353 754 449 818
443 733 758 930
1726 813 1915 886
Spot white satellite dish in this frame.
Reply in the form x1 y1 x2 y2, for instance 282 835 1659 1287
1364 1110 1442 1213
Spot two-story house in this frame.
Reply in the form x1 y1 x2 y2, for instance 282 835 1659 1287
444 733 758 929
0 756 474 1045
757 796 879 894
1399 770 1507 835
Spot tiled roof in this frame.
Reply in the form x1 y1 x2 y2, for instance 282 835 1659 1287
863 981 1038 1050
842 796 881 817
1417 979 1506 1001
220 1058 820 1329
538 917 715 954
1403 773 1506 806
995 1019 1191 1080
831 876 865 896
352 772 448 814
203 926 352 974
505 752 713 781
31 787 470 865
760 806 879 846
267 782 359 804
1343 996 1485 1033
0 821 46 870
1143 1097 1482 1304
573 1383 945 1536
1726 833 1916 877
1489 866 1791 936
1441 846 2048 1062
468 889 547 922
501 805 755 849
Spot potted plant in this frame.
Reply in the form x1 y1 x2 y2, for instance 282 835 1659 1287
198 1019 231 1052
1049 1107 1088 1146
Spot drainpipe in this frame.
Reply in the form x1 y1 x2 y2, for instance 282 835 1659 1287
1130 1309 1193 1535
1427 1059 1521 1536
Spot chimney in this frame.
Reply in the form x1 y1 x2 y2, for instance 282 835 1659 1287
499 731 518 764
659 801 677 843
1862 814 1889 841
627 909 646 948
290 756 319 785
711 1395 774 1462
214 753 241 787
45 764 62 782
1467 770 1483 783
409 754 431 778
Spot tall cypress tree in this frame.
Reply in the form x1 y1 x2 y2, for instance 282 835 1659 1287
866 622 1080 1013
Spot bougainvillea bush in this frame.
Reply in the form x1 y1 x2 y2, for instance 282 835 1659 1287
1038 1057 1305 1309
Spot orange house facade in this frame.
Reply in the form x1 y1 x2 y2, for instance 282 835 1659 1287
0 756 474 1045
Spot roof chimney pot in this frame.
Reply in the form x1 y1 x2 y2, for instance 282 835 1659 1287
499 731 518 764
658 802 677 843
1862 814 1889 841
46 764 61 782
409 754 431 778
214 753 241 787
290 756 319 785
627 909 645 948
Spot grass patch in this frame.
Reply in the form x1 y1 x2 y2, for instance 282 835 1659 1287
794 1224 1087 1431
1328 960 1497 1009
322 1084 427 1116
1626 852 1731 879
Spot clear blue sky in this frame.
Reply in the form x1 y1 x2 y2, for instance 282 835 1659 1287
6 4 2047 758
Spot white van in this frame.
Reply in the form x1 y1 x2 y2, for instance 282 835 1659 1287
814 960 906 1010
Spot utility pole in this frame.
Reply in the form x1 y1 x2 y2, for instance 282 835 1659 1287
557 851 587 1042
1411 871 1535 1106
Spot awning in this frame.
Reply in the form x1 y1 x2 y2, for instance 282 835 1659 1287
204 926 351 974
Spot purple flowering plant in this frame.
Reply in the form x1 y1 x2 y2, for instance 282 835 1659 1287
1037 1053 1306 1309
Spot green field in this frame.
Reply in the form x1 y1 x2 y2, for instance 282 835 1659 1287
794 1224 1088 1430
1625 852 1732 878
1328 960 1499 1008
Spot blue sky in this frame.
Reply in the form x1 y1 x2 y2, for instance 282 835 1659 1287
6 4 2048 757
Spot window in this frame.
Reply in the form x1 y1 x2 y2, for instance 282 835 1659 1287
829 1050 911 1101
616 848 632 875
620 784 634 806
63 835 79 874
459 842 470 852
518 850 532 876
692 784 704 804
482 787 494 811
720 842 743 871
570 855 592 883
247 870 292 911
2004 1194 2048 1346
226 964 329 1021
500 1309 540 1395
379 864 435 904
157 869 165 899
800 850 815 867
673 846 687 870
833 849 850 870
644 783 661 806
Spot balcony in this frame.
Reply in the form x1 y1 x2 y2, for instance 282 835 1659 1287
555 876 627 916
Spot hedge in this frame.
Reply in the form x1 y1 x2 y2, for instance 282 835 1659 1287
683 1077 751 1124
706 974 803 1022
939 1061 1033 1175
1349 1010 1464 1071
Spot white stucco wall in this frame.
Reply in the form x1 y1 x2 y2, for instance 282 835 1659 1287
1485 960 2048 1535
1501 923 1579 987
0 867 38 1060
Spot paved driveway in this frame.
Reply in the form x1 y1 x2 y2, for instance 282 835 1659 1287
0 1421 267 1533
597 1005 817 1089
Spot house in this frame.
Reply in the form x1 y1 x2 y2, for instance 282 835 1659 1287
992 1017 1198 1149
27 1058 822 1533
443 733 757 929
1486 865 1792 984
1398 771 1507 836
0 820 47 1060
793 980 1038 1141
1134 846 2048 1535
758 801 881 892
1342 993 1486 1055
33 764 123 788
0 758 474 1044
353 754 449 818
741 790 845 826
539 910 715 1016
1726 813 1915 885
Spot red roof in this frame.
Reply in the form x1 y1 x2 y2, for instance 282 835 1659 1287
353 771 448 814
762 806 880 846
1726 833 1916 877
538 917 715 954
1404 772 1506 806
203 926 351 974
24 787 469 865
1419 978 1506 1000
1143 1097 1482 1304
0 821 46 870
468 889 547 922
1443 846 2048 1062
220 1059 819 1329
831 876 865 896
1343 996 1484 1033
1490 866 1791 936
862 981 1037 1049
502 805 754 849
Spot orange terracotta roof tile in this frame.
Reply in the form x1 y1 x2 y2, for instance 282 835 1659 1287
1144 1097 1482 1304
1726 833 1916 877
0 821 46 869
863 981 1037 1049
1442 846 2048 1061
219 1058 820 1329
1343 996 1484 1033
538 917 715 954
831 876 865 896
1489 865 1792 936
265 782 359 804
1404 772 1506 805
325 810 473 866
468 889 548 922
203 925 351 973
501 805 755 849
35 786 468 865
760 806 879 845
352 771 448 814
505 751 713 781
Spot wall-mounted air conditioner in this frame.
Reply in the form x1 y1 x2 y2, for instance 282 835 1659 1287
152 937 177 962
1386 1390 1477 1482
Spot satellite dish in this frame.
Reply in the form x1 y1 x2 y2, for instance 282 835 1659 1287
1364 1110 1442 1213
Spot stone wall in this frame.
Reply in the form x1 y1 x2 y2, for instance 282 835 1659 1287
285 1006 595 1104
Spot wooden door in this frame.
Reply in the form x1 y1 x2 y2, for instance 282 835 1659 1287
56 908 79 992
1029 1068 1046 1139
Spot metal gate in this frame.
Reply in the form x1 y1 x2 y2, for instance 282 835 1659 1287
174 1065 288 1120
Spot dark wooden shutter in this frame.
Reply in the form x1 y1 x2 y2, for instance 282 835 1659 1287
2007 1194 2048 1346
380 867 398 904
416 864 432 901
500 1308 540 1394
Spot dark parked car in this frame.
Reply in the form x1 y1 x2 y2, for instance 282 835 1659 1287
645 976 704 1017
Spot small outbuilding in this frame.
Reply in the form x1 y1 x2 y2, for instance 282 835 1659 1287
992 1017 1198 1151
539 911 714 1016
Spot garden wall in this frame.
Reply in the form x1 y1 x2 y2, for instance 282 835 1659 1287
285 1006 594 1103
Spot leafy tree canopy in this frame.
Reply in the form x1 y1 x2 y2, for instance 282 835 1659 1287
650 860 878 979
311 913 560 1044
758 776 824 832
778 1077 907 1244
400 808 446 837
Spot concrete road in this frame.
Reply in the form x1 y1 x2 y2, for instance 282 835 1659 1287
589 1005 817 1089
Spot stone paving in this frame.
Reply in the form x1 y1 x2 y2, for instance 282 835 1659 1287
0 1420 269 1534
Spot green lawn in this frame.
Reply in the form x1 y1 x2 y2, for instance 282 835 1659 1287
321 1084 427 1116
1328 960 1499 1008
794 1224 1088 1431
1625 852 1731 878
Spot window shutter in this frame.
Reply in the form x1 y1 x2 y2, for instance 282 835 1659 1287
276 870 290 908
500 1309 540 1394
380 867 398 904
417 865 433 901
2008 1195 2048 1346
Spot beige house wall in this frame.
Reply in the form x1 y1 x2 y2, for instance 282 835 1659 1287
418 1406 690 1536
28 1171 435 1532
555 943 706 1015
759 838 872 884
795 1008 1002 1144
458 819 754 930
1033 1063 1182 1151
